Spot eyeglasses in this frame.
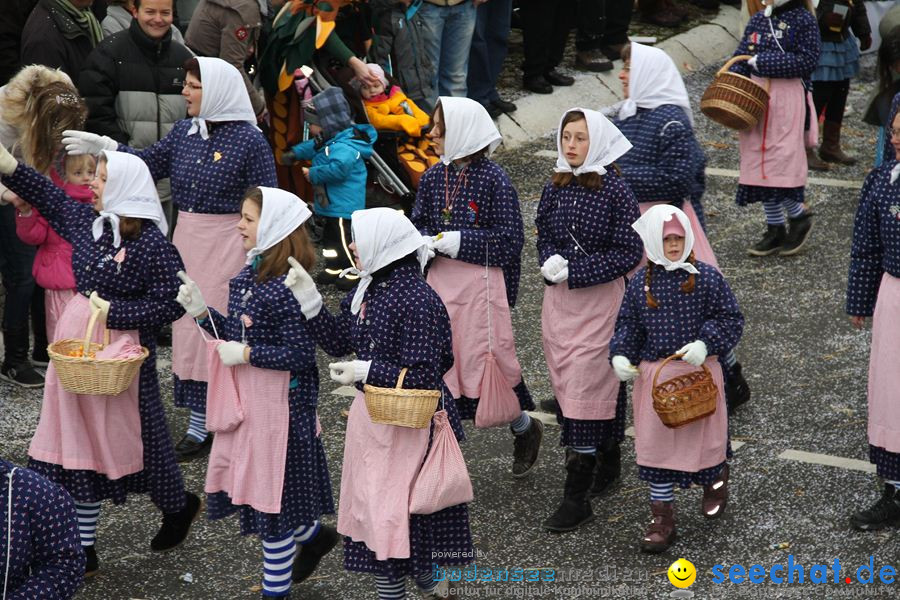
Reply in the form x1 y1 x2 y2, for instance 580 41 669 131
182 81 202 91
890 127 900 139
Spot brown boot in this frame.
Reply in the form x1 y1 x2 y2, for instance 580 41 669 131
640 501 676 553
702 464 729 519
806 147 829 171
819 121 857 165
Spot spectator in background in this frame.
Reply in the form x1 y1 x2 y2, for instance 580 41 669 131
370 0 437 113
0 0 39 86
467 0 517 119
185 0 266 118
102 0 186 43
574 0 635 69
420 0 477 104
20 0 105 79
79 0 192 227
637 0 682 28
864 26 900 167
519 0 576 94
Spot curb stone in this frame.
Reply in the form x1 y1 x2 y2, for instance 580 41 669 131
496 5 743 148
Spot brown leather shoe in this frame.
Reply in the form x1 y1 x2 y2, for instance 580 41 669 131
640 501 676 553
702 464 729 519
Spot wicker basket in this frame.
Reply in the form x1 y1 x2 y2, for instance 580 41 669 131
363 368 441 428
48 307 148 396
700 55 770 131
651 354 718 429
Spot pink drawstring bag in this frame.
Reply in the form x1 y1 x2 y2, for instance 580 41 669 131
475 353 521 428
474 245 521 429
204 338 245 433
409 409 474 514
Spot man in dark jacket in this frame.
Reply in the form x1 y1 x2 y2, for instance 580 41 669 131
370 0 436 113
79 0 191 225
0 0 38 86
20 0 106 79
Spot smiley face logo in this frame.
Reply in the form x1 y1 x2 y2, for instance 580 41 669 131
668 558 696 588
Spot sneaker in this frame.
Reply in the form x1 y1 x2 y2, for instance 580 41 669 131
850 483 900 531
174 433 214 463
511 418 543 478
779 212 813 256
0 362 45 388
84 545 99 577
292 525 340 583
150 492 201 552
746 224 786 256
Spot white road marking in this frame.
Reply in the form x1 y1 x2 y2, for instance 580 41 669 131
534 150 558 158
331 385 357 397
705 167 863 190
777 449 876 474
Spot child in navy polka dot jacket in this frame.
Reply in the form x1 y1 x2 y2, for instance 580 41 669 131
845 104 900 533
611 204 743 554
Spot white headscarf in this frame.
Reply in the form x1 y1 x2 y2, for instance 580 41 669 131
891 162 900 185
92 150 168 248
764 0 818 17
554 108 632 177
618 43 694 126
437 96 502 165
343 207 430 314
187 57 257 140
245 187 312 263
631 204 699 275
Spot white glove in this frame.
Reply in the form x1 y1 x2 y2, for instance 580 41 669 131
422 234 436 263
540 254 569 283
432 231 461 259
677 340 708 367
217 341 249 366
176 271 208 318
89 291 110 318
285 257 323 319
747 55 759 72
0 143 17 175
612 355 639 382
328 360 371 385
62 129 118 156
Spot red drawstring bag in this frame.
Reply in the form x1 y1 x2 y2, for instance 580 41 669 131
204 338 245 433
409 409 474 514
474 245 521 429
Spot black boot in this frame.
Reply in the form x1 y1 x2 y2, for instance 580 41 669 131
747 224 786 257
84 545 99 577
0 327 45 388
725 362 751 414
850 483 900 531
512 417 543 478
544 449 597 532
292 524 340 583
540 397 559 414
150 492 201 551
591 440 621 498
779 212 813 256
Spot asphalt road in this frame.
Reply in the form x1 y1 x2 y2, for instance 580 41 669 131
0 54 895 599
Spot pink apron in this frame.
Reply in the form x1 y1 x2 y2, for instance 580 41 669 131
541 278 624 420
171 212 246 382
867 273 900 454
28 294 143 480
426 257 522 399
633 201 719 274
738 77 818 188
632 356 727 473
45 288 77 341
204 340 290 515
337 391 430 560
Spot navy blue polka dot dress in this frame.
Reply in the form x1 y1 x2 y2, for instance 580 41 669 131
0 458 84 599
124 119 277 412
614 105 708 229
2 164 189 513
729 0 820 208
846 161 900 480
611 261 744 487
199 264 335 538
305 260 473 581
535 173 642 447
412 157 534 418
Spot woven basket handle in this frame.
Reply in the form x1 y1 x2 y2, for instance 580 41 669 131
394 367 408 390
82 306 103 353
718 55 753 77
651 353 683 390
